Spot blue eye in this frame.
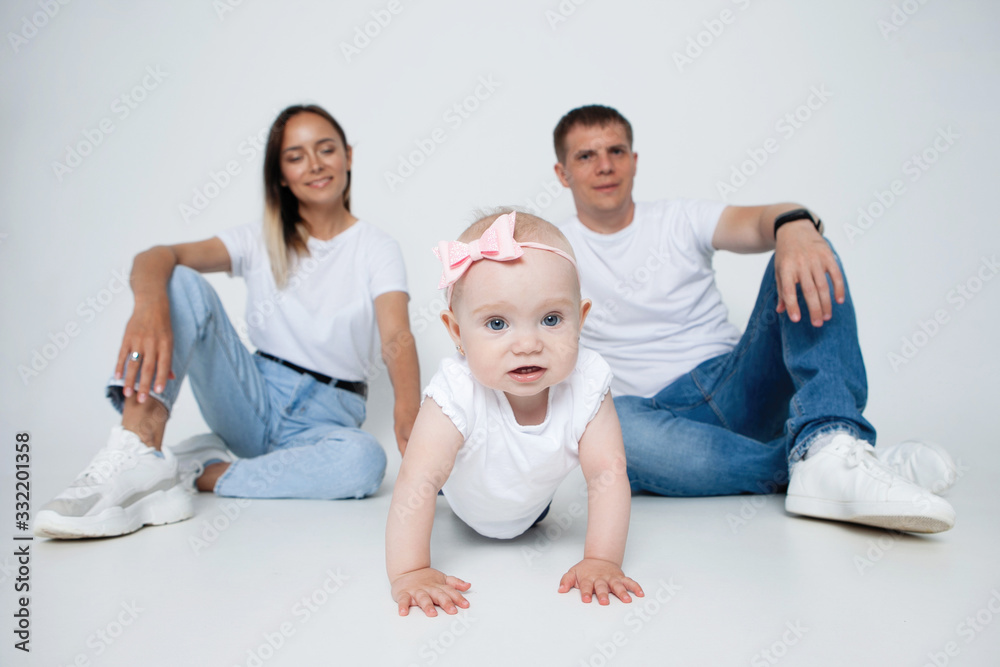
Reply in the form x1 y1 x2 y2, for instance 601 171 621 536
487 318 507 331
542 314 561 327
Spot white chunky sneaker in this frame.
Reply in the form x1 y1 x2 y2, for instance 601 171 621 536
786 433 955 533
165 432 233 490
876 440 958 495
34 427 193 539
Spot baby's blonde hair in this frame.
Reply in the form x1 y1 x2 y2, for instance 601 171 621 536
450 207 579 309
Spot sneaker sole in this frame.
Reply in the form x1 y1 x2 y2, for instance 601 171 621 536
785 496 955 534
34 485 194 539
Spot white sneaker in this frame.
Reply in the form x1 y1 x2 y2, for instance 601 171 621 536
34 427 193 539
786 433 955 533
165 432 233 490
876 440 958 495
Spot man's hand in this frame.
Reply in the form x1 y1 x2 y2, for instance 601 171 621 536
714 203 846 327
391 568 471 617
558 558 644 605
773 221 845 327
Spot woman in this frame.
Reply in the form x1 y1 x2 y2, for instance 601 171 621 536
35 105 420 539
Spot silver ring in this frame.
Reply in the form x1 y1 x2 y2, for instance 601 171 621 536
129 351 142 362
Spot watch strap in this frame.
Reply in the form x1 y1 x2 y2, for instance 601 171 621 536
774 208 821 237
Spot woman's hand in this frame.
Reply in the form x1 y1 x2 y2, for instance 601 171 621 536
115 297 174 402
112 239 230 402
374 291 421 456
394 400 420 456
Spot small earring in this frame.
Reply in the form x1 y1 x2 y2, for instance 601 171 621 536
456 344 465 356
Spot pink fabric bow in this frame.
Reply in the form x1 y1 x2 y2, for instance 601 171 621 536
433 212 524 289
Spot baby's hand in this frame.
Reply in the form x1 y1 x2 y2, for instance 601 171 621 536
558 558 644 605
391 568 471 617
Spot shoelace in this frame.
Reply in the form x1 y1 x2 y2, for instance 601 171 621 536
844 441 894 482
76 447 140 486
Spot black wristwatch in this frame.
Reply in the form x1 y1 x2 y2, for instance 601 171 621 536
773 208 822 237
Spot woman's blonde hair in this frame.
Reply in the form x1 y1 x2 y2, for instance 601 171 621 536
262 104 351 287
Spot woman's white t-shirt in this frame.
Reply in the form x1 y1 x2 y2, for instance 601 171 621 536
217 220 407 382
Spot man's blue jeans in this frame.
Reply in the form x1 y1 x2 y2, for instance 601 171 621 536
106 266 386 499
614 247 874 497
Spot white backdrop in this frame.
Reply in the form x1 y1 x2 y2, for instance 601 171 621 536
2 0 999 500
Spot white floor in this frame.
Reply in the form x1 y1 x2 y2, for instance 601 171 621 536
8 446 1000 667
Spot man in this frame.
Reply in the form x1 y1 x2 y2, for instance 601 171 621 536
553 104 956 533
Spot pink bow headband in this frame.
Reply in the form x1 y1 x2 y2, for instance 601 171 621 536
432 213 577 301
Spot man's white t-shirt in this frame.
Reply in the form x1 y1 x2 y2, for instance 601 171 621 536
217 220 407 382
560 199 741 398
424 348 613 539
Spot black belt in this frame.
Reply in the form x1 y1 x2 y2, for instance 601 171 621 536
255 351 367 399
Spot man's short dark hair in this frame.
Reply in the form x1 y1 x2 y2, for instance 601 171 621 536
553 105 633 164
